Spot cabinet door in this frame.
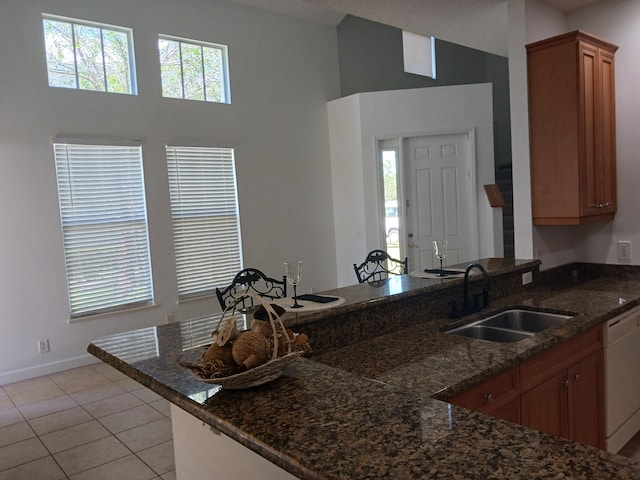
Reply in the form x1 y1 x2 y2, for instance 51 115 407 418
579 42 617 218
579 42 600 217
568 350 604 449
521 370 569 440
597 48 617 214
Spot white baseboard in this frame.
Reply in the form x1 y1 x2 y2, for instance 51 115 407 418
0 354 99 385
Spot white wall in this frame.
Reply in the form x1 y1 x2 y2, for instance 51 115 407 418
0 0 340 383
566 0 640 266
328 84 498 286
509 0 640 270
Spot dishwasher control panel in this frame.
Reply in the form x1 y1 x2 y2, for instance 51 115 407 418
605 305 640 346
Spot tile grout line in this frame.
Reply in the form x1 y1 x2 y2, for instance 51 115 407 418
0 366 174 478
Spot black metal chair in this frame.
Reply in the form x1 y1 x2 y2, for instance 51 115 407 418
215 268 287 311
353 249 408 283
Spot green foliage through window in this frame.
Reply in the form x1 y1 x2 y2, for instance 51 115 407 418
158 36 229 103
42 15 136 94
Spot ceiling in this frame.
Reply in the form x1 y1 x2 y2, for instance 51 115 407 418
226 0 606 57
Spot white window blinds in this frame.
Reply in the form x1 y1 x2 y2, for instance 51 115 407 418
166 145 242 300
53 142 154 318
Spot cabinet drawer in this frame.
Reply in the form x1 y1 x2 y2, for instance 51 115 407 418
451 367 519 411
521 327 602 391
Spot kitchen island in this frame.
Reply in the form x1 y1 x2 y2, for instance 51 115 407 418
88 259 640 479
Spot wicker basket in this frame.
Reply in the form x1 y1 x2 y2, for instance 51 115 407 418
181 293 307 389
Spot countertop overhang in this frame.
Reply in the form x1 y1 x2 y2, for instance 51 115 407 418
88 259 640 479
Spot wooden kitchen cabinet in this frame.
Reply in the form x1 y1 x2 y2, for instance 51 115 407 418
450 366 521 423
521 370 568 439
451 327 604 449
568 350 605 447
520 328 604 449
527 31 618 225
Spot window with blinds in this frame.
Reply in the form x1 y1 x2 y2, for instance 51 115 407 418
166 145 242 300
53 141 154 318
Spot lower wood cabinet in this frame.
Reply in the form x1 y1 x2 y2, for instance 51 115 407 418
450 367 521 423
450 327 604 449
568 351 604 447
520 370 568 439
520 327 604 449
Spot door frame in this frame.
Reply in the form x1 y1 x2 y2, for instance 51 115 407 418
376 128 480 270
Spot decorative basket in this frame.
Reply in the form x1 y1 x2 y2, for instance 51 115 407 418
180 293 309 389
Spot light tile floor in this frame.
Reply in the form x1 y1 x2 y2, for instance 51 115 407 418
0 363 175 480
2 363 640 479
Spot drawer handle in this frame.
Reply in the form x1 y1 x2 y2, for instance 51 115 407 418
484 393 494 403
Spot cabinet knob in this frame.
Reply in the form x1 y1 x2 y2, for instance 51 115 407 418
572 373 580 381
484 393 494 403
562 379 569 387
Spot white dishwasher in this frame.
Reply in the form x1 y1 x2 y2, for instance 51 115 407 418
605 304 640 453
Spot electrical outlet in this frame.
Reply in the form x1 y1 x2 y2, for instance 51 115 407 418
522 271 533 285
38 339 50 354
617 241 631 261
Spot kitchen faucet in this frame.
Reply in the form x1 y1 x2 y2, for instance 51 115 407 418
450 263 491 318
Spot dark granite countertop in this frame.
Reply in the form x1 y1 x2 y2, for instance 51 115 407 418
88 259 640 479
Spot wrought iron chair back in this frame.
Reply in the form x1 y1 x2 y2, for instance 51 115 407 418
216 268 287 311
353 249 408 283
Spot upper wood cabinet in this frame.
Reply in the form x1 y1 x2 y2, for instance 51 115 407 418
527 31 618 225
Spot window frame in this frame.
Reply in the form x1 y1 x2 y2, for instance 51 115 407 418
53 139 154 319
42 13 138 95
158 34 230 104
166 145 242 301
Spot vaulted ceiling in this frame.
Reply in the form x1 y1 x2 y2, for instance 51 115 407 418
226 0 606 57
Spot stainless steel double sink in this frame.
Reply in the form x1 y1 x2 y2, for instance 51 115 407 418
446 309 573 343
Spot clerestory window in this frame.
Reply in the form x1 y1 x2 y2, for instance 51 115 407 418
158 35 230 103
42 14 137 94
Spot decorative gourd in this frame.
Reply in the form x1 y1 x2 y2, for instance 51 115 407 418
232 331 270 369
201 343 237 377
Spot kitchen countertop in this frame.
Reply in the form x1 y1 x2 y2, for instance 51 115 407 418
88 259 640 479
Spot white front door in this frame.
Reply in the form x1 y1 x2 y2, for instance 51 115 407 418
405 132 477 271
